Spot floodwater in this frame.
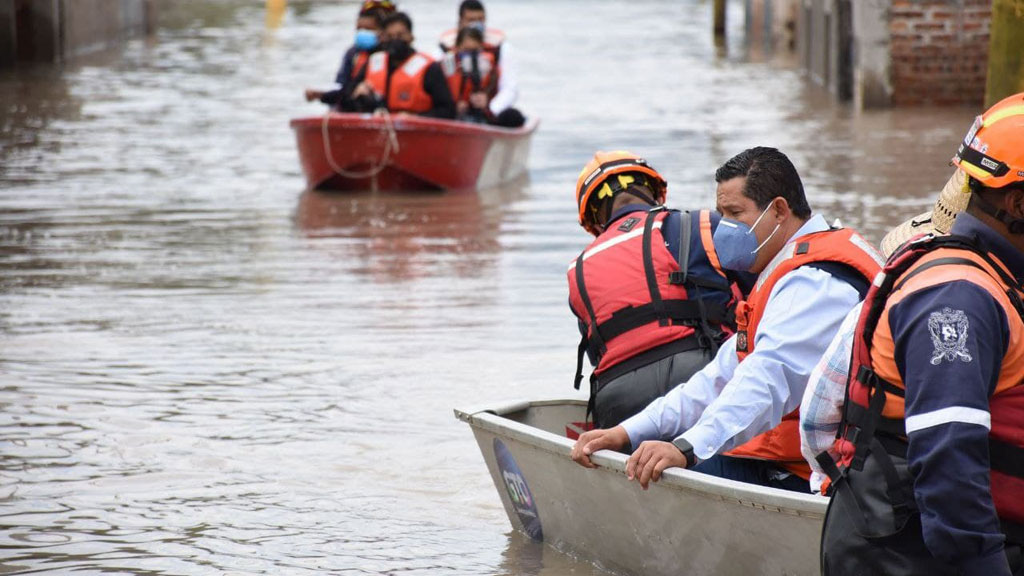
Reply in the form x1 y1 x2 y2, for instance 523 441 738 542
0 0 976 574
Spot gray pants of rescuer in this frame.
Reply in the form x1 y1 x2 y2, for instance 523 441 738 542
592 347 711 429
821 467 1024 575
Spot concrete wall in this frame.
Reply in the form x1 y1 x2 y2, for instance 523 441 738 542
1 0 155 66
777 0 991 108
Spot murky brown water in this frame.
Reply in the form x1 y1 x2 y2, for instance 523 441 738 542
0 1 977 574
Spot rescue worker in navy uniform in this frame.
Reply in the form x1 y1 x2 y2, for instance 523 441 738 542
348 12 455 119
819 93 1024 575
304 1 394 110
567 151 753 429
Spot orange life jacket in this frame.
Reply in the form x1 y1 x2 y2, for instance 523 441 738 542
827 234 1024 525
351 51 369 81
568 208 738 390
440 51 498 104
364 51 435 114
438 26 506 62
725 227 883 479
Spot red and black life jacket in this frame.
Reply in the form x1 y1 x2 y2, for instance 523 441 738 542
818 234 1024 532
440 50 498 104
364 51 435 114
438 27 506 63
724 227 883 479
568 208 740 408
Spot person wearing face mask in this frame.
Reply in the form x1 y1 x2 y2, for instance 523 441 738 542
570 147 883 493
437 1 521 127
817 94 1024 576
304 1 393 110
348 11 455 119
567 151 755 431
441 26 495 124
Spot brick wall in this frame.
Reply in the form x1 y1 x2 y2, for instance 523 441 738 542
889 0 990 106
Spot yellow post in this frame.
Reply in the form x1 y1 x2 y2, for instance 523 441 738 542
984 0 1024 107
714 0 727 37
266 0 287 30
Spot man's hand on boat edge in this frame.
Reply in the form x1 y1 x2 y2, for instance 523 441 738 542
625 441 689 490
570 426 629 469
571 428 690 490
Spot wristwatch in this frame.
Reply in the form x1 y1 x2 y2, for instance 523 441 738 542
671 437 696 469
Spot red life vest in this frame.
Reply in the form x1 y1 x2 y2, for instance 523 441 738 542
351 51 369 81
438 27 506 62
825 234 1024 526
724 227 883 479
440 51 498 104
364 51 435 114
568 208 737 389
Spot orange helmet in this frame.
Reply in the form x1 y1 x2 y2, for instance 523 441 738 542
575 151 667 235
953 92 1024 190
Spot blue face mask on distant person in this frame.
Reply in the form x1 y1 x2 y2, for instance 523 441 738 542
355 29 379 50
466 21 486 33
712 202 781 272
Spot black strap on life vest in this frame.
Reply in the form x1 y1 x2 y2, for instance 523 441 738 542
642 208 670 327
571 210 729 396
573 250 605 391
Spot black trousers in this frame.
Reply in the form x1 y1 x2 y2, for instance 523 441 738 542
821 484 1024 576
592 347 710 429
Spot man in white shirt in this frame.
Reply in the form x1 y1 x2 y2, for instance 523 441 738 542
437 0 521 125
570 147 882 492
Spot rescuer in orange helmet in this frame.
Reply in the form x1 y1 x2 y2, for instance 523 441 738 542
567 151 749 430
818 92 1024 576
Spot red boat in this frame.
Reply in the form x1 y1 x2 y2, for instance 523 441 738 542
289 113 538 192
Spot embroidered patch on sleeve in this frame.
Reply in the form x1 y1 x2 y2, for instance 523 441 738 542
928 307 973 365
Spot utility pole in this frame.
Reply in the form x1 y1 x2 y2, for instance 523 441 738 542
985 0 1024 106
714 0 727 38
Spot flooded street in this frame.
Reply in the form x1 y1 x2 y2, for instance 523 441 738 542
1 1 977 574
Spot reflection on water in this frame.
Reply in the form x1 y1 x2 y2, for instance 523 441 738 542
0 0 978 574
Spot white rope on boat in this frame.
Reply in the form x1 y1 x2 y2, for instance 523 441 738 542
320 108 401 180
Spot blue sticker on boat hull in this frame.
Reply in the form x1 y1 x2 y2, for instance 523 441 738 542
493 438 543 541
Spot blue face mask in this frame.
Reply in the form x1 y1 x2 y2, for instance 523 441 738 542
466 21 486 33
354 29 379 51
712 203 781 272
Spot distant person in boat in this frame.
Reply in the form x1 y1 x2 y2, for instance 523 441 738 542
438 0 521 124
815 94 1024 576
570 146 882 493
442 27 526 128
346 12 456 119
567 151 755 431
303 0 394 110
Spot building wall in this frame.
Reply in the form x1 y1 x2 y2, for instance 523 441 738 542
763 0 992 107
1 0 155 66
888 0 990 106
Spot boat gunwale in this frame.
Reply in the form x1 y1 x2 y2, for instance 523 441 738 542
289 113 539 140
456 398 829 519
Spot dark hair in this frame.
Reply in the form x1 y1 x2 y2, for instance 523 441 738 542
459 0 485 17
357 9 386 27
455 26 484 47
382 11 413 33
714 147 811 219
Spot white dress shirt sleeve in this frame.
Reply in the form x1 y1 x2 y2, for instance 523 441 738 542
489 42 519 114
620 333 739 450
630 266 860 462
678 268 860 460
799 303 861 493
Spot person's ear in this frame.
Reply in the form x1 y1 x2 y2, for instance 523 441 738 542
772 196 791 221
1005 188 1024 220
